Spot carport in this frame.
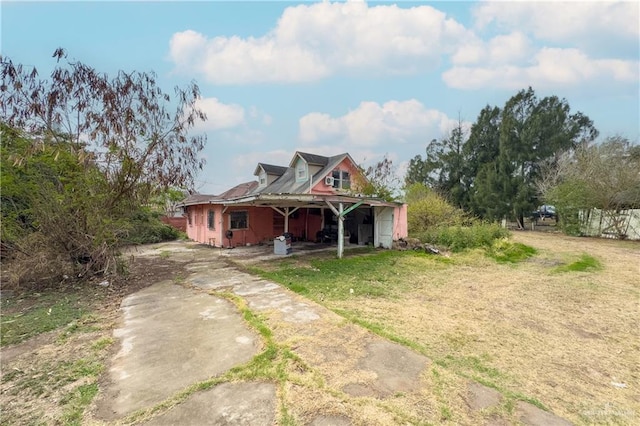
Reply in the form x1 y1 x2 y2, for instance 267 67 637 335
217 193 406 258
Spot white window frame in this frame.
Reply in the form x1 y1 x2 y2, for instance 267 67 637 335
297 164 307 180
332 170 351 189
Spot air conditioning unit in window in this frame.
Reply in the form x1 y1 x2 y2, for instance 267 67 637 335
324 176 335 186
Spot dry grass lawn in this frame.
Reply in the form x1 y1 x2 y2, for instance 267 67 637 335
351 233 638 424
256 232 639 424
2 233 636 425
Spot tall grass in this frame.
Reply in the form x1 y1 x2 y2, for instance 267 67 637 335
414 223 510 252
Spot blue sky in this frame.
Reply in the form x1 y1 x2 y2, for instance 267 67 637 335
2 1 638 194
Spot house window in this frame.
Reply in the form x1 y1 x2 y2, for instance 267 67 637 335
187 208 192 226
207 209 215 230
230 211 248 229
297 165 307 179
332 170 351 189
260 177 266 185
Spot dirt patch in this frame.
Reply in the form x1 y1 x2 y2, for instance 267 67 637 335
0 251 192 425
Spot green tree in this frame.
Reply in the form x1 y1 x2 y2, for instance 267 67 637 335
463 106 502 215
1 49 207 286
469 88 598 225
404 119 467 207
357 155 401 202
540 136 640 237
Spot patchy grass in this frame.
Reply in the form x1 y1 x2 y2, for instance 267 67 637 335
252 249 425 301
59 383 99 425
0 253 177 425
554 253 602 272
251 232 639 425
1 293 86 346
486 239 538 263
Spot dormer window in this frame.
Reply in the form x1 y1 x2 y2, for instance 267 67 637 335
296 161 307 182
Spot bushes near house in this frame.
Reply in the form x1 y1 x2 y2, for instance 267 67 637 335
125 209 182 245
406 183 509 252
416 223 510 252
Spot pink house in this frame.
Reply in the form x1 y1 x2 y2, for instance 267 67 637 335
182 152 407 257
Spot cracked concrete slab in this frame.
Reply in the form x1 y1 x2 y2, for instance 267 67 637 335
343 340 429 398
143 382 276 426
187 264 321 324
94 281 261 420
107 241 575 425
466 382 503 411
517 401 574 426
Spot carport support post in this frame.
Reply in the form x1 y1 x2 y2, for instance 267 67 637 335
337 203 344 259
324 200 364 259
284 207 289 233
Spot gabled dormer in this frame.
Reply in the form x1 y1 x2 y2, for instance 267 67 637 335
254 163 287 189
310 153 362 194
290 152 329 184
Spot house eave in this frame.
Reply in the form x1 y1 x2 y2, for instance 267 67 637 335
219 193 400 208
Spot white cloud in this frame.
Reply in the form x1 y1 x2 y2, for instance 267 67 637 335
232 149 292 171
249 106 273 126
452 31 532 65
194 97 245 131
443 47 639 90
299 99 460 147
168 1 472 84
473 1 639 48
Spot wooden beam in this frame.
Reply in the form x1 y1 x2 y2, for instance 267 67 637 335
324 200 340 217
342 200 365 216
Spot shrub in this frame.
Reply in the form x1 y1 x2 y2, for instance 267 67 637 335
124 209 180 245
415 223 509 252
406 183 469 234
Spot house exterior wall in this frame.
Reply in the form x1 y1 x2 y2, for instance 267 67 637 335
312 157 362 194
186 202 406 247
185 204 327 246
185 204 224 246
286 209 323 241
393 204 408 239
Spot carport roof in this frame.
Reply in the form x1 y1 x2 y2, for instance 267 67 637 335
181 191 399 209
217 192 400 209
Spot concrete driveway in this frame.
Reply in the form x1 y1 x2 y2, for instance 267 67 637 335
94 241 573 426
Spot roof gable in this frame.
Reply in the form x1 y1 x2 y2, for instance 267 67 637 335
253 163 288 177
289 151 330 167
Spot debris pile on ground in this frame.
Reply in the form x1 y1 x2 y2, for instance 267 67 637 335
393 238 440 254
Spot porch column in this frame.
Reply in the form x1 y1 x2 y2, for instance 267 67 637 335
337 203 344 258
284 207 289 233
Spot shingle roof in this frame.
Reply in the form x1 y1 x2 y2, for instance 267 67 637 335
216 181 259 200
289 151 331 167
255 163 288 176
185 152 359 205
259 153 350 195
182 193 216 205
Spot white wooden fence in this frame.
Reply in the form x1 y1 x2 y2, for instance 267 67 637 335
579 209 640 240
